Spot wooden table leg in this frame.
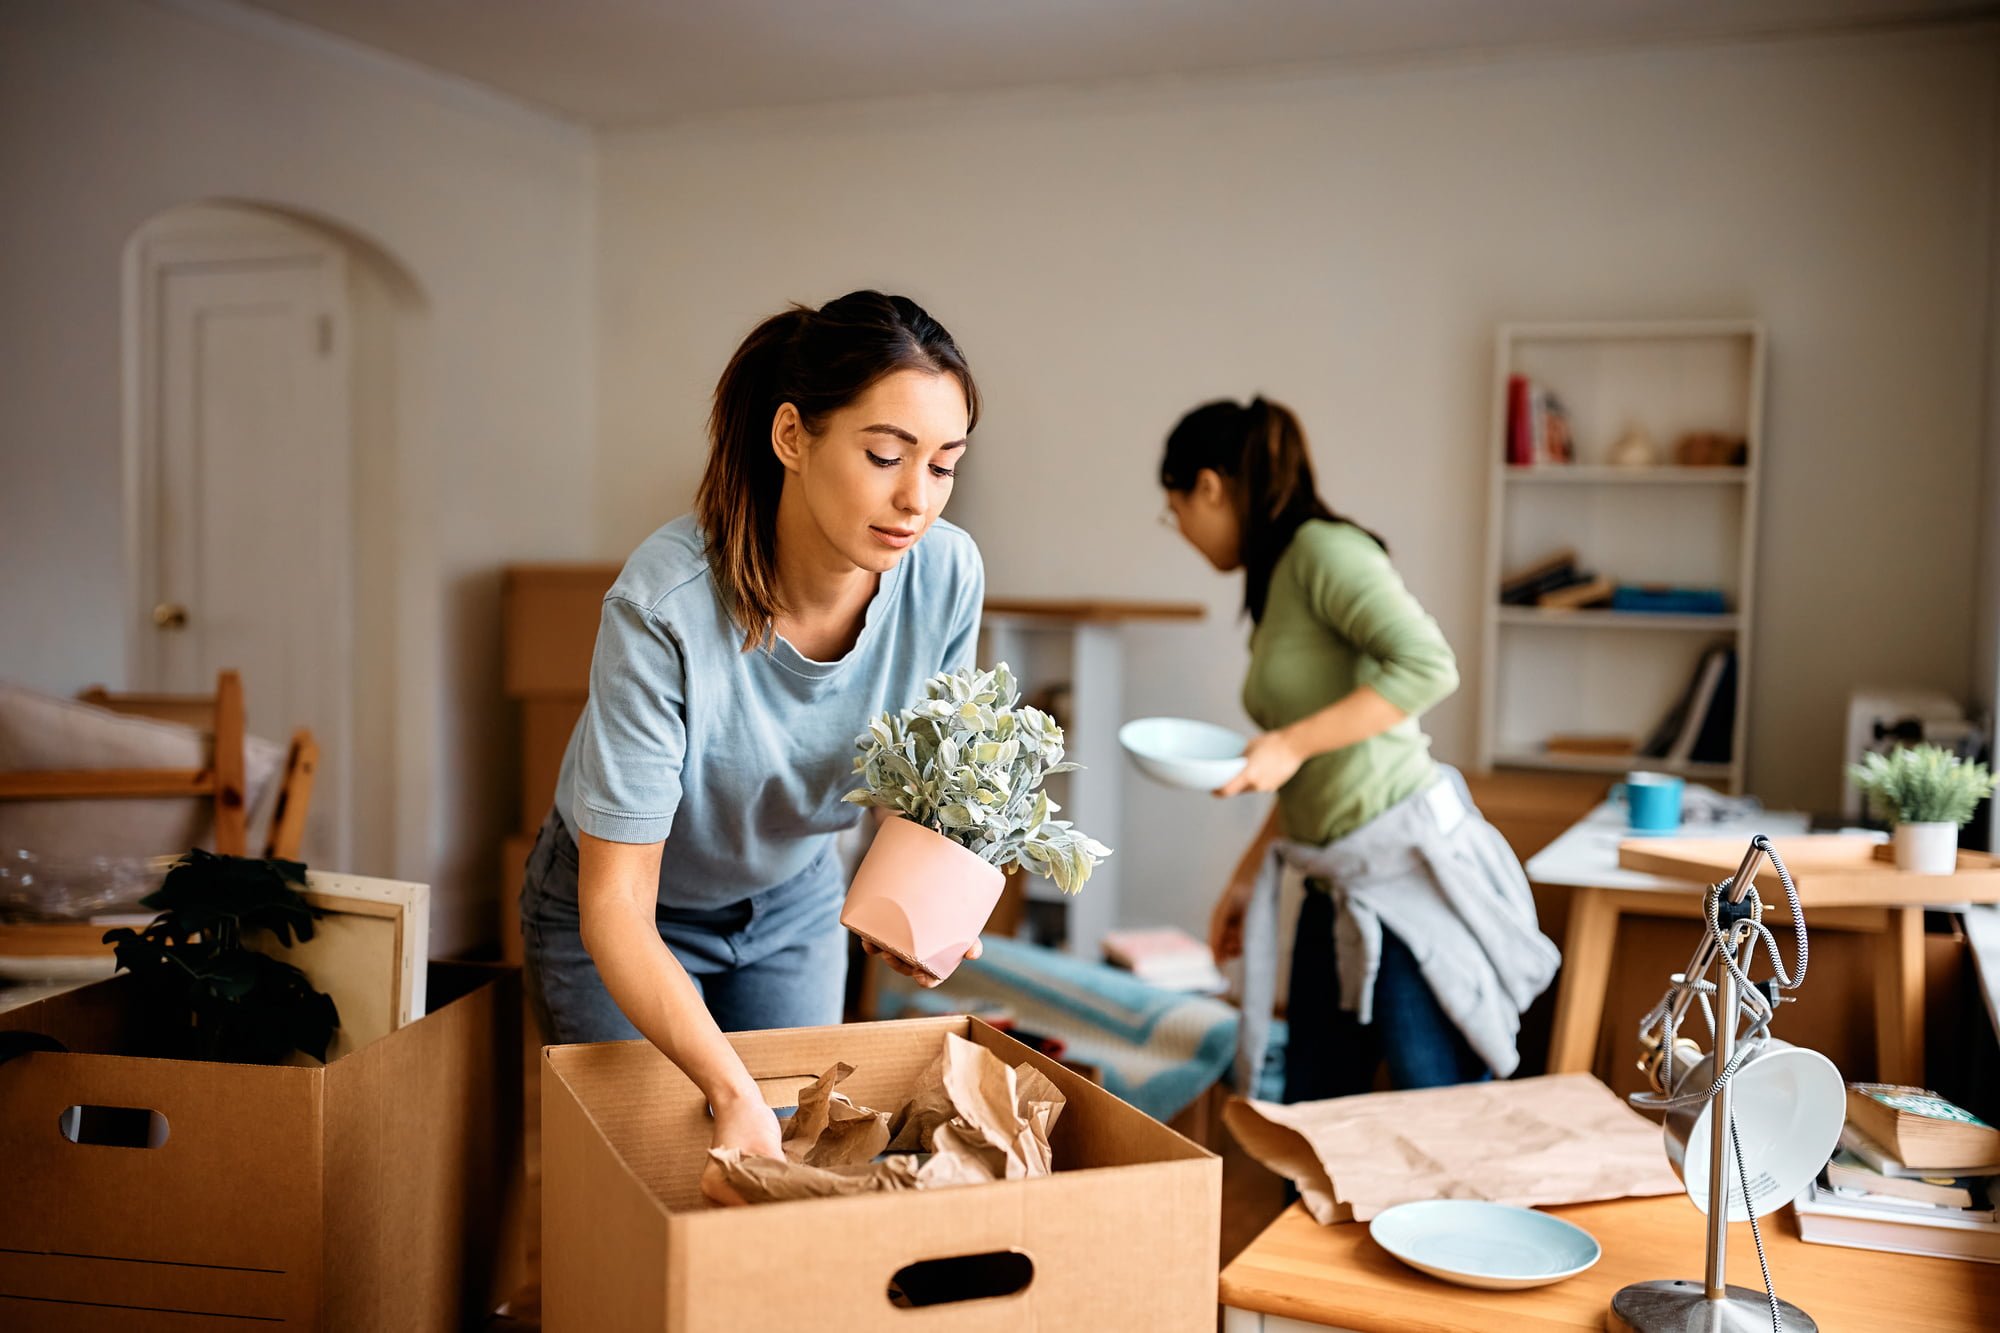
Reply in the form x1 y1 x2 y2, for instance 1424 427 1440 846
1872 906 1926 1086
1547 888 1620 1074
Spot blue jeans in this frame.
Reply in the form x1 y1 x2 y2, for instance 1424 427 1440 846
518 811 849 1044
1282 883 1491 1102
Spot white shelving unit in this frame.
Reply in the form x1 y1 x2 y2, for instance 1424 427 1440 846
977 599 1204 961
1476 320 1766 792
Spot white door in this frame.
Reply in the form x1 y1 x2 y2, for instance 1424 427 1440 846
127 210 352 867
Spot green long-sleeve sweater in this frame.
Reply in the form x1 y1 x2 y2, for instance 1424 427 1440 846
1243 519 1460 845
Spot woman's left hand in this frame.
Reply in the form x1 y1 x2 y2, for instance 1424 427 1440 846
864 936 983 989
1215 729 1307 797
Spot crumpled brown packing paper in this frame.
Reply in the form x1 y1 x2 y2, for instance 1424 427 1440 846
1223 1072 1683 1223
708 1032 1066 1205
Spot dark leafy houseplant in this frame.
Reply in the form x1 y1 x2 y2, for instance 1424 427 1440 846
101 849 340 1064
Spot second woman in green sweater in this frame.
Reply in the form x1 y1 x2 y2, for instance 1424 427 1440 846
1161 396 1552 1101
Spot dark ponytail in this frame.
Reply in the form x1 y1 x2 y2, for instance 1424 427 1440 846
696 291 979 650
1159 396 1386 622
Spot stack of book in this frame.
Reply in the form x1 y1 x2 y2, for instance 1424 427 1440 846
1504 374 1574 466
1639 643 1738 767
1499 548 1613 610
1100 927 1229 994
1793 1083 2000 1262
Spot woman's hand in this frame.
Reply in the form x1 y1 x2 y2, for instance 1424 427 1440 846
1215 728 1307 797
1209 864 1257 965
862 936 983 988
699 1084 785 1207
1212 806 1282 965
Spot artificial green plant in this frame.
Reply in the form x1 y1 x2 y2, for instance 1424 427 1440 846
845 663 1112 893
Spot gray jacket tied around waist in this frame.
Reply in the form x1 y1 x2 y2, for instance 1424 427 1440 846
1235 765 1561 1094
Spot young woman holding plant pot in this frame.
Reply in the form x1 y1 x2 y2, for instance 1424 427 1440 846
1159 397 1557 1102
518 291 985 1187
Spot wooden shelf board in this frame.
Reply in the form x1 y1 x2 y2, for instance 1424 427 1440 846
981 598 1205 623
1501 466 1748 485
1493 751 1733 780
1496 609 1740 631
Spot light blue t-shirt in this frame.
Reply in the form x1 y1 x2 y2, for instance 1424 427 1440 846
553 513 984 908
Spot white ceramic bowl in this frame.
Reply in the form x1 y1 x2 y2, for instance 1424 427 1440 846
1118 717 1249 791
1368 1199 1601 1291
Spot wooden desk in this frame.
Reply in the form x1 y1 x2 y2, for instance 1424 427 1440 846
1220 1197 2000 1331
1529 804 1809 1079
1532 809 1998 1088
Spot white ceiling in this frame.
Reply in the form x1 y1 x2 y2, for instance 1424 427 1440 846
228 0 1997 127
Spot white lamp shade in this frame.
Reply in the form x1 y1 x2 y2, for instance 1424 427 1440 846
1662 1040 1846 1222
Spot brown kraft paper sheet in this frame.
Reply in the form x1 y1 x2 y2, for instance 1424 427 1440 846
707 1031 1066 1205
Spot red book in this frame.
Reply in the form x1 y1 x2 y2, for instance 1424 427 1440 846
1506 374 1532 466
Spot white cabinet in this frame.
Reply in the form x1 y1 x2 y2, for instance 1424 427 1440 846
978 599 1203 959
1477 321 1766 792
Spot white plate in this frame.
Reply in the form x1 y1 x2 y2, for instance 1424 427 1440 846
1118 717 1248 791
1368 1200 1601 1290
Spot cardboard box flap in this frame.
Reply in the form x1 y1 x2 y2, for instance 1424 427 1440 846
0 971 143 1054
323 963 519 1330
965 1020 1211 1169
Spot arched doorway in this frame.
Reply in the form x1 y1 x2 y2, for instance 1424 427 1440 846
123 201 424 873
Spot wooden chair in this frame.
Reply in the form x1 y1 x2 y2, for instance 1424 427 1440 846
70 674 319 861
0 670 319 957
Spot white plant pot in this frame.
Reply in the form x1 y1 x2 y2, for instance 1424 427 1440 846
1892 822 1959 875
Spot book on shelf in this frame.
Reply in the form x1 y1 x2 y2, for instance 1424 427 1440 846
1840 1121 2000 1179
1846 1084 2000 1174
1640 644 1737 766
1793 1180 2000 1263
1504 375 1574 467
1688 648 1736 764
1609 585 1730 616
1499 548 1581 605
1536 576 1615 610
1100 927 1229 994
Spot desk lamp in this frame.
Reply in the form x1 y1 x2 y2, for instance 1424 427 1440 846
1610 835 1846 1333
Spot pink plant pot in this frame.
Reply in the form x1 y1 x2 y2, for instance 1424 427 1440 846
840 815 1005 983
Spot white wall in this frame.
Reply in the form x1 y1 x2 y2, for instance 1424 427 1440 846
0 0 597 950
597 31 1999 934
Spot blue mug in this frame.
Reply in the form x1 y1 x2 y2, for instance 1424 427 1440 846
1614 771 1684 834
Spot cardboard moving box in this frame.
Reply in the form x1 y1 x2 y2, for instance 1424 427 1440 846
542 1015 1221 1332
0 962 522 1331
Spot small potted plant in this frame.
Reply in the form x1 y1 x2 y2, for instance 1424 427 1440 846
840 663 1111 981
1847 744 1998 875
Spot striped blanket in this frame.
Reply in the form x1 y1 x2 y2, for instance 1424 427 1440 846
873 935 1243 1121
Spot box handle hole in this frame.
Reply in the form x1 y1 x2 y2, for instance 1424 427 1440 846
59 1104 170 1148
888 1250 1033 1308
